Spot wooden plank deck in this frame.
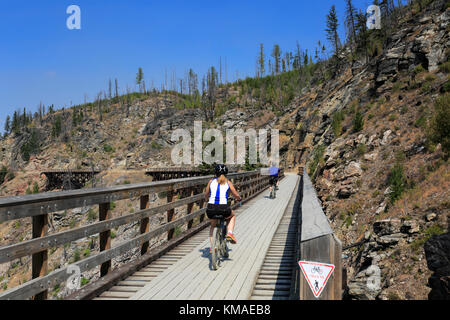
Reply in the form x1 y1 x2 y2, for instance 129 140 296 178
250 175 300 300
128 173 299 300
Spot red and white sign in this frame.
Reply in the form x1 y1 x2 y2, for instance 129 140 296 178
298 261 335 298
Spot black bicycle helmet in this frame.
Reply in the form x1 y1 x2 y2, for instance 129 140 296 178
214 164 228 177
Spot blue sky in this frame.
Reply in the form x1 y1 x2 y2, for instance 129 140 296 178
0 0 378 133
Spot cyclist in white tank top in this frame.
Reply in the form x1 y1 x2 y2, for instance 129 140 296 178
205 165 241 252
208 178 230 205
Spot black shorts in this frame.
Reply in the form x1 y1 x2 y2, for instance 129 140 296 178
206 203 232 220
270 176 278 186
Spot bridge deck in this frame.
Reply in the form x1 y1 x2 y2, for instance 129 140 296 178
105 173 299 300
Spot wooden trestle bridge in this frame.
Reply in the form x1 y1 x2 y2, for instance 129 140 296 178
0 167 342 300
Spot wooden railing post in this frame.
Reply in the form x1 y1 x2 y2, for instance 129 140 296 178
167 190 174 240
32 214 48 300
199 191 206 223
99 202 111 277
140 195 150 255
187 188 195 229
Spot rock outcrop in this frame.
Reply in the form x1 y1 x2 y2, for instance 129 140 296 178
425 233 450 300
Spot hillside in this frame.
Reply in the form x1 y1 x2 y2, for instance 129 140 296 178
0 0 449 299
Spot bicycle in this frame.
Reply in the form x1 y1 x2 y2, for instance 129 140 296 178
211 217 229 270
210 201 241 270
270 180 277 199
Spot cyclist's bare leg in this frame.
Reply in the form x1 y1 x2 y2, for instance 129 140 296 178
226 211 236 234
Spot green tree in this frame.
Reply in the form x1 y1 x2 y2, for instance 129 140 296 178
355 9 369 62
345 0 357 47
205 66 218 121
258 43 266 78
4 115 10 134
52 115 62 138
11 111 19 134
20 129 40 162
136 67 144 92
188 69 198 96
271 44 281 75
326 5 340 55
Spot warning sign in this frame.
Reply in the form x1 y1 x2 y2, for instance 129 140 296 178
298 261 335 298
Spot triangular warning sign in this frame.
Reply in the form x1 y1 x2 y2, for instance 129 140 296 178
298 261 335 298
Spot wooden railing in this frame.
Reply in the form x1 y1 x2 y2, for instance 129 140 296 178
291 168 342 300
0 169 282 300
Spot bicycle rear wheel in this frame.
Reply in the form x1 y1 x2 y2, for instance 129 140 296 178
211 227 222 270
221 226 229 258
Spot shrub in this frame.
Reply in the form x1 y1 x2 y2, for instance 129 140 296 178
32 182 39 194
425 74 437 82
332 111 345 137
344 216 353 228
424 224 445 238
387 292 401 300
308 144 326 176
421 82 432 94
357 144 367 156
353 110 364 132
151 141 162 150
81 277 90 286
103 144 114 153
0 166 8 185
411 224 445 252
87 209 97 221
392 81 402 92
443 81 450 93
438 61 450 73
415 115 427 129
388 163 406 204
400 105 408 114
412 65 425 76
428 93 450 157
73 249 81 262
